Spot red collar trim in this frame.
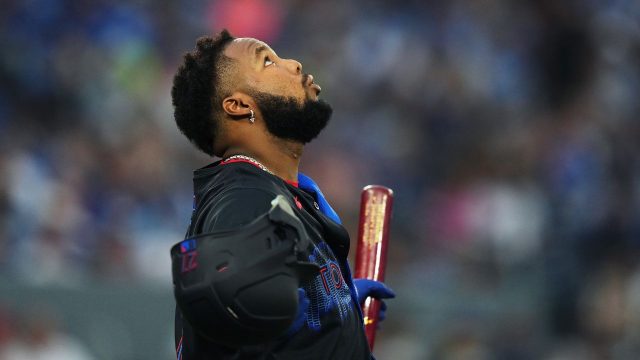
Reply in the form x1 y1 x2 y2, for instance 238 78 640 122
219 159 299 187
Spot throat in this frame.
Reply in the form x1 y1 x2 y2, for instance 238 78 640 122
283 142 303 160
221 140 303 183
271 142 302 182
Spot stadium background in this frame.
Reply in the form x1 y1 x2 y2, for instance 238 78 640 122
1 0 639 358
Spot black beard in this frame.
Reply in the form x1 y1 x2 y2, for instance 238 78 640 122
250 91 333 144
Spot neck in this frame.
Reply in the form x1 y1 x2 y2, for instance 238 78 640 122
222 139 303 183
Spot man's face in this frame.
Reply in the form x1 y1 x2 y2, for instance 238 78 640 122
223 38 332 144
224 38 320 103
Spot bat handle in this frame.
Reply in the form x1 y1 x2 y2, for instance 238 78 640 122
362 297 382 349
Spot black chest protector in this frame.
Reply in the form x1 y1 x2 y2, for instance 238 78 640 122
171 195 319 347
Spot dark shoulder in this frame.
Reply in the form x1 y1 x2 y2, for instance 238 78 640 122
195 161 285 193
192 163 290 233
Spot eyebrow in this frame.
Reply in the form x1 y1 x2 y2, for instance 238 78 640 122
254 45 268 58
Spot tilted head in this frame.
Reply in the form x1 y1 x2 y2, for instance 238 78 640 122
172 30 332 157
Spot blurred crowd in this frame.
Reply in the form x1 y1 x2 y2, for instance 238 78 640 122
0 305 95 360
1 0 639 358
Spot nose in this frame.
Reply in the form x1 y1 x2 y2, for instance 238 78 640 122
285 59 302 75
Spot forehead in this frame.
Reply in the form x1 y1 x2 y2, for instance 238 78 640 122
224 38 274 62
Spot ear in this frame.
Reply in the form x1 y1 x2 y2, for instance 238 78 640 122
222 92 253 119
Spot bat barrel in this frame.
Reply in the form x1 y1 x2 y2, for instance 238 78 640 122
355 185 394 350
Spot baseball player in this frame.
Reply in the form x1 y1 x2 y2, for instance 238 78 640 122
170 30 395 359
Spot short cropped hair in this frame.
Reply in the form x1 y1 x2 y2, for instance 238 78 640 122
171 30 235 156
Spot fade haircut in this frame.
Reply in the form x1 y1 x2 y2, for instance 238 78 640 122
172 30 236 156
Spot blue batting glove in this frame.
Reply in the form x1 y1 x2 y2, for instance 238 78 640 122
354 279 394 327
285 288 309 336
379 299 388 323
354 278 395 304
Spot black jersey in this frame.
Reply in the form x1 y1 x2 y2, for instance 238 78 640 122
174 160 372 360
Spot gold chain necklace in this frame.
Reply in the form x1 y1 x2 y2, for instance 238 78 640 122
223 155 274 175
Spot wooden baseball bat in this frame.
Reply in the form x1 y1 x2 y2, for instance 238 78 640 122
354 185 394 351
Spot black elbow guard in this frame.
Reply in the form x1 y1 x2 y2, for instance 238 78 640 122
171 195 319 347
